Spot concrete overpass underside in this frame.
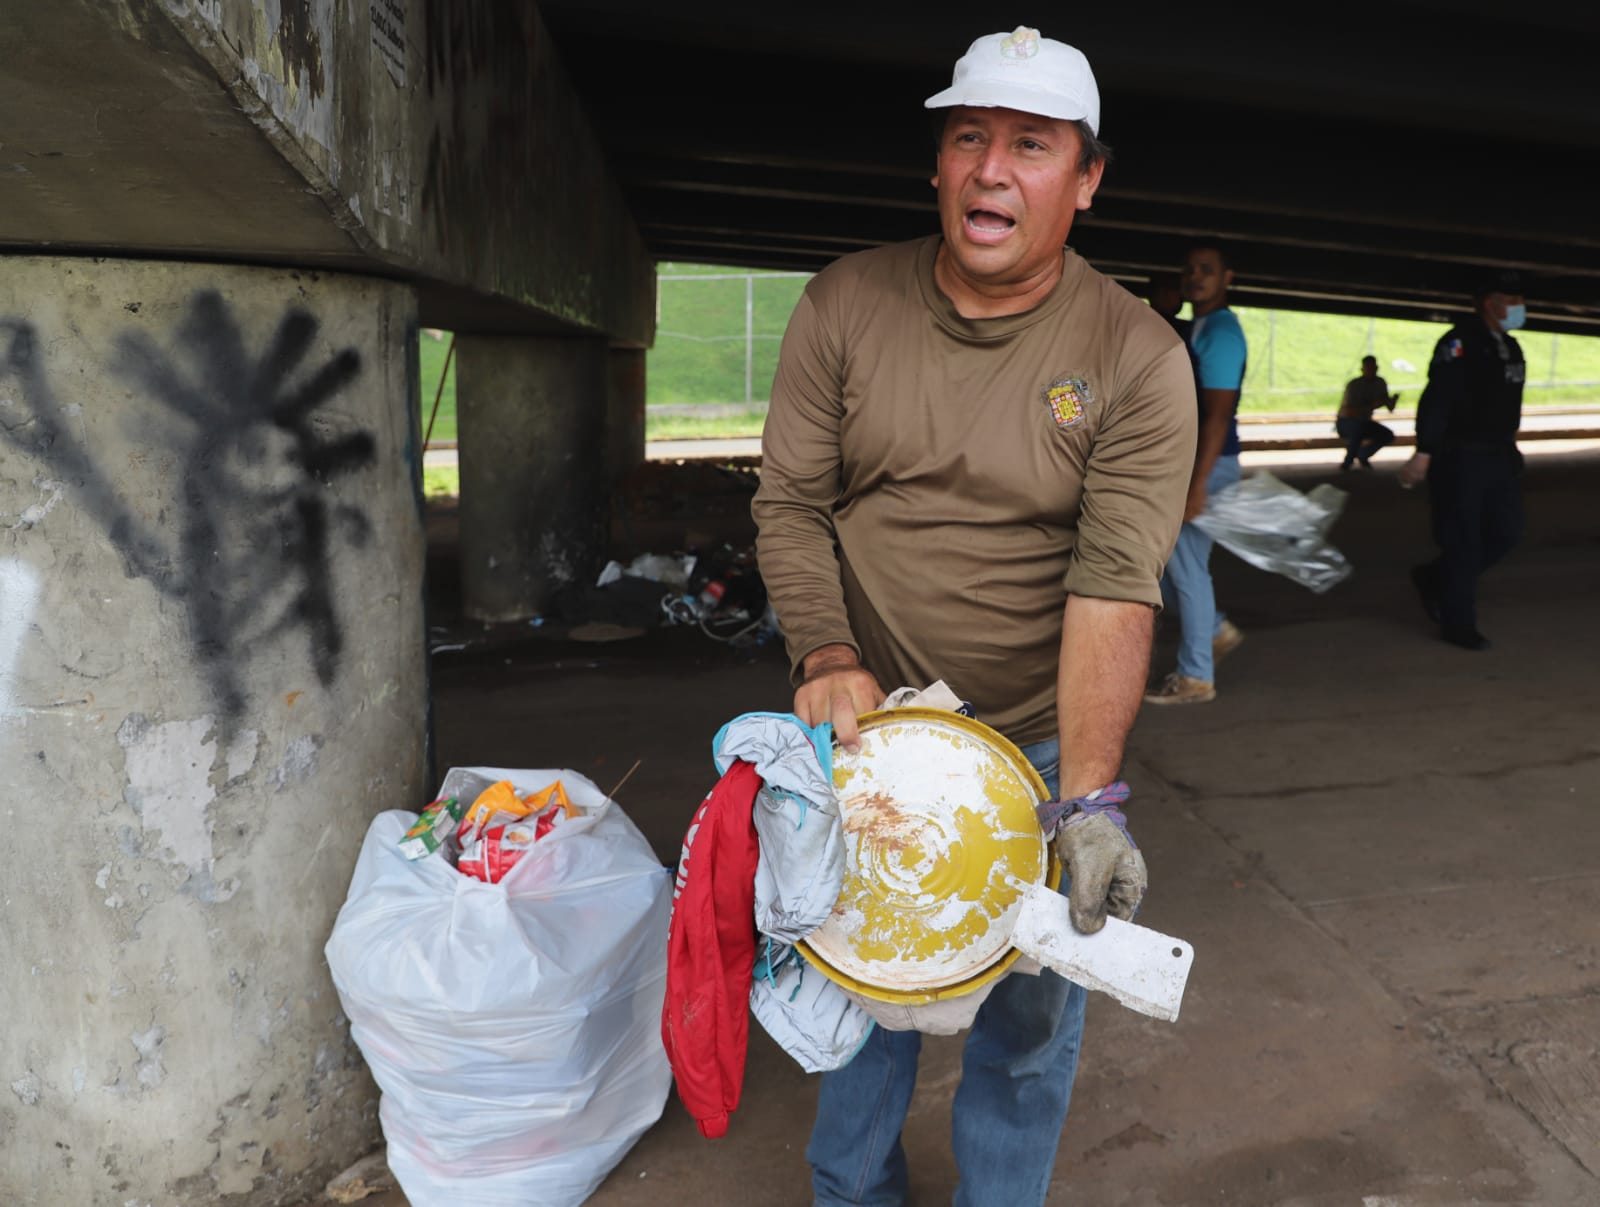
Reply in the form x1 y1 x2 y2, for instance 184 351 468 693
542 0 1600 333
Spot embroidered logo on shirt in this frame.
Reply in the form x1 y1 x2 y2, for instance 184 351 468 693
1000 27 1040 59
1444 338 1464 360
1043 375 1093 429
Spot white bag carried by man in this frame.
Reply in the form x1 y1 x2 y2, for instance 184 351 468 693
325 767 672 1207
1192 470 1352 594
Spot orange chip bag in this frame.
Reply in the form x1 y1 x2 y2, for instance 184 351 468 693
458 780 577 853
521 781 574 819
460 781 533 838
457 786 572 884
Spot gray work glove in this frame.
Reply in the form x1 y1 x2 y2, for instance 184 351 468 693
1036 783 1148 934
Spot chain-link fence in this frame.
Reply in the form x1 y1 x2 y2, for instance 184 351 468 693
650 270 810 407
649 269 1600 415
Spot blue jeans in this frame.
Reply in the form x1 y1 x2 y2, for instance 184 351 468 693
808 739 1089 1207
1336 416 1395 466
1159 454 1241 683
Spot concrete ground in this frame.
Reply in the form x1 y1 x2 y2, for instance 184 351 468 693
318 445 1600 1207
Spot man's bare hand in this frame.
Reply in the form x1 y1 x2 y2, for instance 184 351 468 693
795 645 884 753
1399 451 1430 489
1183 476 1208 521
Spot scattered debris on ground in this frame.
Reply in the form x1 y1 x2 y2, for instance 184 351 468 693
323 1151 396 1203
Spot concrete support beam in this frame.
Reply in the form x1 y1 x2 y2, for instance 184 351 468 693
608 347 648 484
2 1 656 345
457 336 607 621
0 255 427 1205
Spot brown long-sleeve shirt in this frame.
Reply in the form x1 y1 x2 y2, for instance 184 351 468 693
752 237 1197 744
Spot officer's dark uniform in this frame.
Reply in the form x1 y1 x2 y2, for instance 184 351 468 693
1412 312 1524 644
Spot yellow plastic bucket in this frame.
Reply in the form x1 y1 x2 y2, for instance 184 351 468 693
798 708 1061 1006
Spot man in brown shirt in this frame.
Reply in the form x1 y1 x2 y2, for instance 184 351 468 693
752 26 1196 1207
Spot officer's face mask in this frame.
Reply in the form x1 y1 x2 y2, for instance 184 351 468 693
1500 302 1527 331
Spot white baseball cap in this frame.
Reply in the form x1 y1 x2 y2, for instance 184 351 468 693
924 26 1101 135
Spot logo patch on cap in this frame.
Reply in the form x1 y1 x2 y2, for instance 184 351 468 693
1000 26 1040 60
1043 375 1093 429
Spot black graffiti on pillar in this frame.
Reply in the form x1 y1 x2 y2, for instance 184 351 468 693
0 292 376 717
1 317 171 584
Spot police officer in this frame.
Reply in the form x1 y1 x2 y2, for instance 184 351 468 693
1400 270 1527 650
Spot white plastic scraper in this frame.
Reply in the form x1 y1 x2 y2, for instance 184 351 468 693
1009 880 1194 1022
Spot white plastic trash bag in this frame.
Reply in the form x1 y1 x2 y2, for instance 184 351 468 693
1192 470 1353 594
325 767 672 1207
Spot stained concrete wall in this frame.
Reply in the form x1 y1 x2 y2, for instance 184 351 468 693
608 347 648 484
0 257 427 1204
457 334 607 620
1 0 655 345
0 1 359 264
165 0 656 342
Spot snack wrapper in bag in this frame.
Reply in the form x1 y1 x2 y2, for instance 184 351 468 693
460 780 574 842
459 812 565 883
458 782 575 884
397 797 465 861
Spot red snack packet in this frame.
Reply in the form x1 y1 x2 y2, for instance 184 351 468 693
458 805 567 884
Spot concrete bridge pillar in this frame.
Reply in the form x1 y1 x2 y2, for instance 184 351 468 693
456 335 609 621
608 346 648 485
0 255 427 1203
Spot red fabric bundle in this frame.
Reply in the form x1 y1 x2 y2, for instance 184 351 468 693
660 760 761 1139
